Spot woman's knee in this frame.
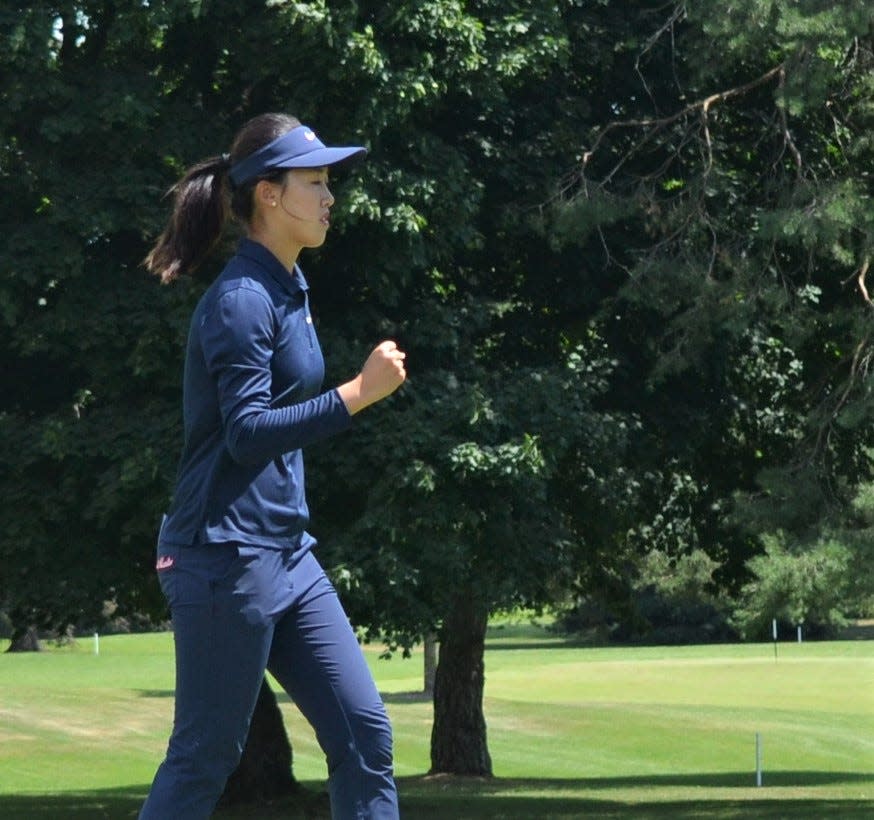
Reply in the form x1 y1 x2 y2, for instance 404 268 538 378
356 701 395 770
167 728 245 782
323 699 393 774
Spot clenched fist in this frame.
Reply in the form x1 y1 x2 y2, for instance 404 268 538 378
337 340 407 415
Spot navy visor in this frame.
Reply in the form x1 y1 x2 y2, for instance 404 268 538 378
229 125 367 187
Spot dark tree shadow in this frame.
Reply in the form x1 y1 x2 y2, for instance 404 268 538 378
394 772 874 819
380 690 433 704
3 772 870 819
0 788 146 819
134 689 174 698
0 785 329 820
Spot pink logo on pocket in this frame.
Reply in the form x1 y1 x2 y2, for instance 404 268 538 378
156 555 175 571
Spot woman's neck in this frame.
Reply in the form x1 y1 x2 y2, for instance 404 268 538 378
247 226 301 273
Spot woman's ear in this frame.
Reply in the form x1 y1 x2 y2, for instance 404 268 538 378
254 179 280 210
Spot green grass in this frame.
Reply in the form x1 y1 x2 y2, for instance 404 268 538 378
0 628 872 818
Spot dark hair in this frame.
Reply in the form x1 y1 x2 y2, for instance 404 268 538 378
144 113 301 283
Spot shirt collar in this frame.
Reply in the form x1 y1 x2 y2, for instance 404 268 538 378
235 237 309 296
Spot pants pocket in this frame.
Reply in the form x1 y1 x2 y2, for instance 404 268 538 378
155 543 182 604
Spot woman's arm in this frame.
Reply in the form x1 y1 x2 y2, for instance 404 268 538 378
201 287 405 466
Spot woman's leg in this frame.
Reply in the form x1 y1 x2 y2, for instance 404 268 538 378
139 544 288 820
268 551 399 820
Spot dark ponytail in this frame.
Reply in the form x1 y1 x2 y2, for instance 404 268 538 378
145 112 301 284
144 156 229 283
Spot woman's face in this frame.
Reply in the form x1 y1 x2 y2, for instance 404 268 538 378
266 167 335 250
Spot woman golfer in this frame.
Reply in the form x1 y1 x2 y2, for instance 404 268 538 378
139 113 404 819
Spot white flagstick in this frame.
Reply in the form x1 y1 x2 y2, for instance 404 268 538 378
756 732 763 787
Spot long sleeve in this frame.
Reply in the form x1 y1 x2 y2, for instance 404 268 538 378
200 285 351 466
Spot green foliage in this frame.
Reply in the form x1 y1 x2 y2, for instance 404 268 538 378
549 1 874 619
637 548 721 603
623 548 736 645
0 1 636 653
1 0 872 658
320 333 635 653
627 470 704 555
733 532 853 639
839 471 874 616
696 0 872 67
726 329 806 456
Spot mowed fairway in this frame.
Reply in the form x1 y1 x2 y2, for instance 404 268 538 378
0 628 871 819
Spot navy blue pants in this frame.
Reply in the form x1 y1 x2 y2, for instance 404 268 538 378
139 544 399 819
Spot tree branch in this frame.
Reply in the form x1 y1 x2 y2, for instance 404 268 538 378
634 3 688 111
857 255 872 307
582 63 786 172
776 67 804 178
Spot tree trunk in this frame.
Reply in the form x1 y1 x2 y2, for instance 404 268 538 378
219 677 300 806
429 595 492 776
6 625 43 652
423 631 438 695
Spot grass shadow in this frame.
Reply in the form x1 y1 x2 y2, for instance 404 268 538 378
271 690 435 706
380 690 433 704
398 796 874 820
498 772 873 789
485 639 593 652
0 785 334 820
0 786 332 820
839 619 874 640
1 774 872 820
396 773 874 819
0 787 146 819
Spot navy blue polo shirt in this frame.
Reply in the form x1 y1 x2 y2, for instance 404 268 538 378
159 238 352 551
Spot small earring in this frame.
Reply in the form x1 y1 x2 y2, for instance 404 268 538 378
271 201 277 207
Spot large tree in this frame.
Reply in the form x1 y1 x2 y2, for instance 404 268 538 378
549 1 874 630
304 1 643 774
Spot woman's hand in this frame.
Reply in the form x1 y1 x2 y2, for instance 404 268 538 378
337 341 407 415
